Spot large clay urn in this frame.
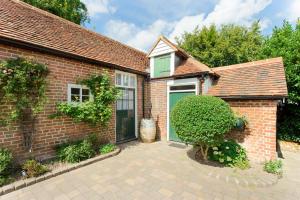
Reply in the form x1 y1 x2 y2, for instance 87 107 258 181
140 118 156 143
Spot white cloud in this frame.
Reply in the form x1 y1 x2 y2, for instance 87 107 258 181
105 20 173 51
82 0 116 16
169 14 205 41
104 0 272 51
288 0 300 22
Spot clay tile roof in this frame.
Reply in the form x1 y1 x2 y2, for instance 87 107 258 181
174 57 215 76
0 0 148 73
207 57 288 99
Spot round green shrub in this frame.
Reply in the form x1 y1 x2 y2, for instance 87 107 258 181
171 95 235 147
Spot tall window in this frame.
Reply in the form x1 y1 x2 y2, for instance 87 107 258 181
68 84 92 103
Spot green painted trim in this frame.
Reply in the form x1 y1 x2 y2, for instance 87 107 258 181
154 54 171 78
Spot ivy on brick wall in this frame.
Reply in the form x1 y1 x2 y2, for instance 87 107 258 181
53 72 119 125
0 57 49 151
0 57 49 125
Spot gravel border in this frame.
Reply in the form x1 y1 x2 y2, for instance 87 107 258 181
0 147 121 196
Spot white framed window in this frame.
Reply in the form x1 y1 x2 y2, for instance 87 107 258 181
67 84 92 103
115 71 136 88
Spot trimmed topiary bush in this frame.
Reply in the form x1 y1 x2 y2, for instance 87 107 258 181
171 95 235 160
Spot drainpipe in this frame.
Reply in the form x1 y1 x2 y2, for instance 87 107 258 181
142 77 145 118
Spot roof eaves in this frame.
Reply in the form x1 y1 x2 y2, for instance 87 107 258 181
0 36 149 76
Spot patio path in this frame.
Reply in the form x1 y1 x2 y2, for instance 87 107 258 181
1 141 300 200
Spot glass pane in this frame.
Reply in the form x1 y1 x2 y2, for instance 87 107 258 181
170 85 195 91
117 100 122 110
123 74 128 86
123 100 128 110
71 88 80 95
128 90 134 100
71 95 80 102
123 89 128 99
116 73 122 85
129 76 135 87
129 100 134 110
82 89 90 96
82 95 90 102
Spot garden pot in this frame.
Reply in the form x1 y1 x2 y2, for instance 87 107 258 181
235 118 246 131
140 118 156 143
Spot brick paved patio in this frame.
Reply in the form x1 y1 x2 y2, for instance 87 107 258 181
1 141 300 200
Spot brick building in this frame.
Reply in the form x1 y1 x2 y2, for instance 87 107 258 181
0 0 287 162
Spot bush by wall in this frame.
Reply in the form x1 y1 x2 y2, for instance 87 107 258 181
208 140 250 169
56 139 95 163
99 143 116 154
0 148 13 186
22 160 49 178
171 95 235 160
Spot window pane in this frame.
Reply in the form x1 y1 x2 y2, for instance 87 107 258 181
129 76 135 87
129 100 134 110
71 88 80 95
116 73 122 85
170 85 195 91
71 95 80 102
82 89 90 96
123 74 128 86
82 95 90 102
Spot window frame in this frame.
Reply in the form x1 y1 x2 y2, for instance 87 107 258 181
67 84 92 103
115 71 136 89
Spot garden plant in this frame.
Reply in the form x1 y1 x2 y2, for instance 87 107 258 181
171 95 236 160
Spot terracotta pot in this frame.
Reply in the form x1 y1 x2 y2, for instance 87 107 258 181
140 118 156 143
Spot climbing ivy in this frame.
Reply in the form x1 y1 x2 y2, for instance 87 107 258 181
54 72 119 125
0 57 49 125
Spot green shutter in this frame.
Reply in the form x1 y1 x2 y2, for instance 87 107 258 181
154 54 171 77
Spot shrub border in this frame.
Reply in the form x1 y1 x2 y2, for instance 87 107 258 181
0 147 121 196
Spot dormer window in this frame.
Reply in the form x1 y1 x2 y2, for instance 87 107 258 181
154 54 171 78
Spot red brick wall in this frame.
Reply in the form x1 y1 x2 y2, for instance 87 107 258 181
0 44 145 161
148 79 168 140
226 100 278 162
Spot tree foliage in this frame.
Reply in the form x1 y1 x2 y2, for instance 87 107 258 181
177 22 263 67
23 0 89 25
260 20 300 103
170 96 235 160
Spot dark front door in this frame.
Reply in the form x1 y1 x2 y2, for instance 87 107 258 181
116 88 136 142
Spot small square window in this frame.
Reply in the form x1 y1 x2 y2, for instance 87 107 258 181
68 84 91 103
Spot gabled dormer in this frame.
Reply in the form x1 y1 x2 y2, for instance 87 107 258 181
147 36 189 78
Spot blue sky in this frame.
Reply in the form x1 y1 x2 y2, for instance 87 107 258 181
82 0 300 52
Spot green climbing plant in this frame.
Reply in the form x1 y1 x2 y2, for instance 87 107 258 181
54 72 119 125
0 57 49 125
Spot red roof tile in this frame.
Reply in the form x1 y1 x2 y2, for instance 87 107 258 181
207 57 288 98
174 57 214 76
0 0 148 73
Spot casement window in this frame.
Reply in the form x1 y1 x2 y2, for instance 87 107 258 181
67 84 92 103
115 72 136 88
154 54 171 78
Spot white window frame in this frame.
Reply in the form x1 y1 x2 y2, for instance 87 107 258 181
67 84 92 103
115 70 138 141
115 71 136 89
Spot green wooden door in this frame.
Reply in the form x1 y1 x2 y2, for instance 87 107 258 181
169 92 195 142
154 54 171 77
116 88 136 143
